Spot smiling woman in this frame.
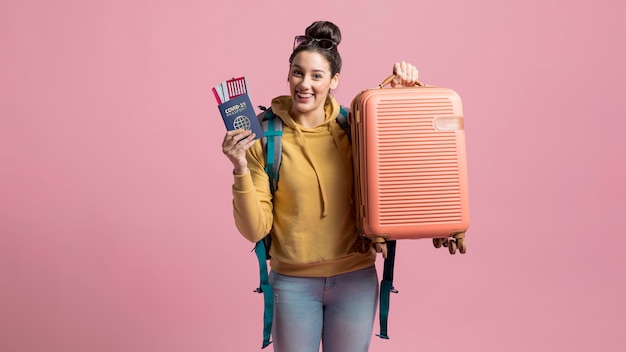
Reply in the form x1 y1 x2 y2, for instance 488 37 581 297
2 1 625 351
220 20 419 352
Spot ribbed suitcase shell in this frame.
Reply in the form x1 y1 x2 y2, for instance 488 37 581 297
350 84 470 250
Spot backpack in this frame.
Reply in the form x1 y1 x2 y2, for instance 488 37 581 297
251 105 397 348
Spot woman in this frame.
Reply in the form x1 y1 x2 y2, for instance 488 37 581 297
222 21 419 352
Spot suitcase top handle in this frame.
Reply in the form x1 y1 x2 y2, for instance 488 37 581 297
378 74 425 89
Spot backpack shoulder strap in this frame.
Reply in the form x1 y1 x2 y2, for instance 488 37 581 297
253 241 273 348
253 105 283 349
258 106 283 194
336 106 351 142
376 240 398 340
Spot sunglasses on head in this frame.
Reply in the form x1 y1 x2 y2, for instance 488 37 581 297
293 35 337 50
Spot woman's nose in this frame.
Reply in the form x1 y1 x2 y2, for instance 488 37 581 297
300 75 313 88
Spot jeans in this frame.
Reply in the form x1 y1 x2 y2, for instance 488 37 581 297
268 266 379 352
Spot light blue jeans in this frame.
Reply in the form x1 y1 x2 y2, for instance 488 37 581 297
268 266 379 352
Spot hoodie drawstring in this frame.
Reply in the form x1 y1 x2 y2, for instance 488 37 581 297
295 129 330 217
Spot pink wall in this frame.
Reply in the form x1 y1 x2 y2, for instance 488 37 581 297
1 0 625 351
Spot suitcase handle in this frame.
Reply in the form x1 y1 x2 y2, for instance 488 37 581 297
378 74 425 89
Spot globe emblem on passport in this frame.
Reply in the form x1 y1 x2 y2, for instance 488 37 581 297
233 115 252 130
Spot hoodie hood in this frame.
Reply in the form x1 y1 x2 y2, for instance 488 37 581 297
270 95 341 129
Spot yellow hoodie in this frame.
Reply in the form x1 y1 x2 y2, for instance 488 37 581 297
232 95 375 277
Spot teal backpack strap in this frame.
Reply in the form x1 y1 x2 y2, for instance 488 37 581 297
253 241 273 348
258 107 282 258
253 105 284 348
336 106 351 142
260 108 283 194
376 240 398 339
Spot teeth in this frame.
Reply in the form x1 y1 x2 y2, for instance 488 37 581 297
298 92 313 98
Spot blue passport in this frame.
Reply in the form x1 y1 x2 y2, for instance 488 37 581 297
218 93 263 140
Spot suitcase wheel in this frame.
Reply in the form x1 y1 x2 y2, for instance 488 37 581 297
454 232 467 255
374 242 388 258
432 238 449 249
448 240 457 255
447 233 467 255
434 233 467 255
372 237 388 258
457 238 467 254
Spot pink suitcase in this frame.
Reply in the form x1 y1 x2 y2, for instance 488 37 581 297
349 75 470 256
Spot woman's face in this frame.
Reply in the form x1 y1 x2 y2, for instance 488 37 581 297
288 50 339 116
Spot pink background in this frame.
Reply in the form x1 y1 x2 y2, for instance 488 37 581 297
2 0 625 351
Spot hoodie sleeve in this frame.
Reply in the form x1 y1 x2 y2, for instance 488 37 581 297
231 140 274 243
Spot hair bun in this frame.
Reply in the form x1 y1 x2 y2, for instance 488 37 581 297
305 21 341 46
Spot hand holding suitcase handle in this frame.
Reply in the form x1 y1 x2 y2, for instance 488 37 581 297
384 61 424 88
379 74 425 89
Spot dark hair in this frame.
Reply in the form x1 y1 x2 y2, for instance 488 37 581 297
289 21 342 75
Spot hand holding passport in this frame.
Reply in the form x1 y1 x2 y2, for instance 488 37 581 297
213 76 263 140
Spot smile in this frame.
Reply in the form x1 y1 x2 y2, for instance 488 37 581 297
297 92 314 99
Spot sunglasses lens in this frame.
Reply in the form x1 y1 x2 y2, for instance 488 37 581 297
317 39 335 49
294 36 309 48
